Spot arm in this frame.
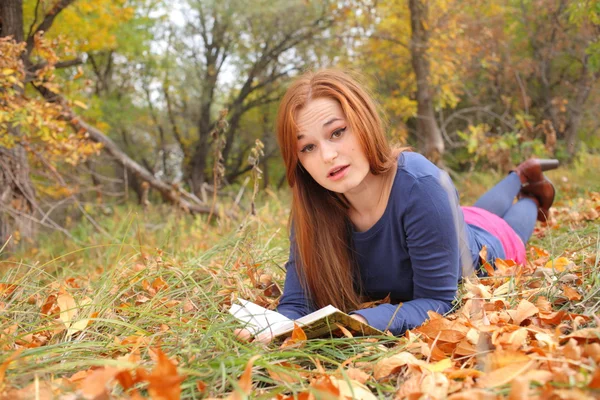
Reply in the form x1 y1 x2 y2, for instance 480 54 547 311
276 234 316 320
352 175 461 334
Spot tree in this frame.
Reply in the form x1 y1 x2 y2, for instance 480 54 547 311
408 0 444 162
168 0 340 195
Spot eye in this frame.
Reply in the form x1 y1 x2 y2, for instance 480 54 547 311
300 144 315 153
331 127 347 139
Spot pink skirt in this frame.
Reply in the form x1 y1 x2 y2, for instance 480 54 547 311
462 206 526 265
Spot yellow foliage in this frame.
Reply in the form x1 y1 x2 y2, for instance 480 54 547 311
361 0 505 120
23 0 134 54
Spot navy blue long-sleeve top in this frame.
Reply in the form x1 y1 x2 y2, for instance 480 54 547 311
276 152 502 335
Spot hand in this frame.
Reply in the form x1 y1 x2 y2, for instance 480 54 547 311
234 328 274 344
234 328 253 342
350 314 368 324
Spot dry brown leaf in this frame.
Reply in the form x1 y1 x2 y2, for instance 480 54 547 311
544 257 572 272
0 349 23 389
152 277 168 292
447 389 496 400
280 323 307 348
562 328 600 344
393 372 423 399
521 369 553 385
310 375 340 398
228 355 260 400
589 368 600 389
583 343 600 362
561 285 582 301
345 367 370 384
268 362 305 384
563 338 582 360
80 366 120 399
508 375 530 400
331 377 377 400
373 352 424 380
334 322 354 338
477 360 533 388
486 350 531 371
535 296 553 313
145 348 186 400
421 372 449 399
506 299 539 326
446 368 483 380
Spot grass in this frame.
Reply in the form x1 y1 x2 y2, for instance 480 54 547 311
1 154 600 399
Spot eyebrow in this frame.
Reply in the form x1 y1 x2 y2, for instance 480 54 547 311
296 117 343 140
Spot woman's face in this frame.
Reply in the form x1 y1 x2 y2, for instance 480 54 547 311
295 97 371 194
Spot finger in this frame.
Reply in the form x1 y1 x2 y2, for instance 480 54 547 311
234 328 253 342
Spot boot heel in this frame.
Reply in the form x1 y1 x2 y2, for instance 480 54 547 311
539 159 560 172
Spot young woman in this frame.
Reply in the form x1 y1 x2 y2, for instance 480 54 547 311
253 69 558 340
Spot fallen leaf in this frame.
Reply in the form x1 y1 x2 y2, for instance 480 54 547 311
331 377 377 400
310 375 340 398
544 257 572 272
561 285 582 301
563 338 582 360
373 352 424 380
423 358 452 373
345 367 370 384
80 367 120 399
477 360 533 388
0 349 23 389
145 348 186 400
506 299 539 326
268 362 305 384
508 375 530 400
561 328 600 344
280 323 307 348
228 355 260 400
589 368 600 389
421 372 449 399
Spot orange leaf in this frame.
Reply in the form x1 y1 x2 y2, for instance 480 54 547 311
345 367 370 384
373 352 424 380
152 277 168 292
145 348 186 400
280 323 307 348
228 355 260 400
334 322 354 338
544 257 572 272
562 328 600 344
310 376 340 398
80 367 119 398
589 368 600 389
477 360 533 388
561 285 582 301
506 299 539 326
0 349 23 388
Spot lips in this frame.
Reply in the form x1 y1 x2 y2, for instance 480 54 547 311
328 165 349 179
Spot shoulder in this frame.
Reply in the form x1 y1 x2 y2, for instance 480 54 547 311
396 151 443 183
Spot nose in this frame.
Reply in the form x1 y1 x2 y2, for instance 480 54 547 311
321 141 337 164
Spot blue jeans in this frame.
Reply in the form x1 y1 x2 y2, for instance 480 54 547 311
473 172 538 244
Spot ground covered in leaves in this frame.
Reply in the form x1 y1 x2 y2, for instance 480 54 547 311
1 157 600 399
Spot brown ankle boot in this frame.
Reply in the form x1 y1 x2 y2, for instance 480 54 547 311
520 178 556 222
514 159 560 185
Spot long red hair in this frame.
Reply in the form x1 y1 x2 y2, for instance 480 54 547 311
276 69 400 312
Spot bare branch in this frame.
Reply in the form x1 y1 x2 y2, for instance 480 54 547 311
26 0 77 56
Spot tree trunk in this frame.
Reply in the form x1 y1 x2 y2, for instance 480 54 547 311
408 0 444 164
0 0 37 251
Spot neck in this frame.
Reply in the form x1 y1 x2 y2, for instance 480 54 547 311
344 165 396 218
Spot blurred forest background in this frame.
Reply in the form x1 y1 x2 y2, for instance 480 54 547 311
1 0 599 252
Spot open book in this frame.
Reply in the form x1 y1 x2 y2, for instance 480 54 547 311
229 299 384 341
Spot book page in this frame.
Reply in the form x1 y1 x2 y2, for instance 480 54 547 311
273 307 384 340
228 299 291 335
